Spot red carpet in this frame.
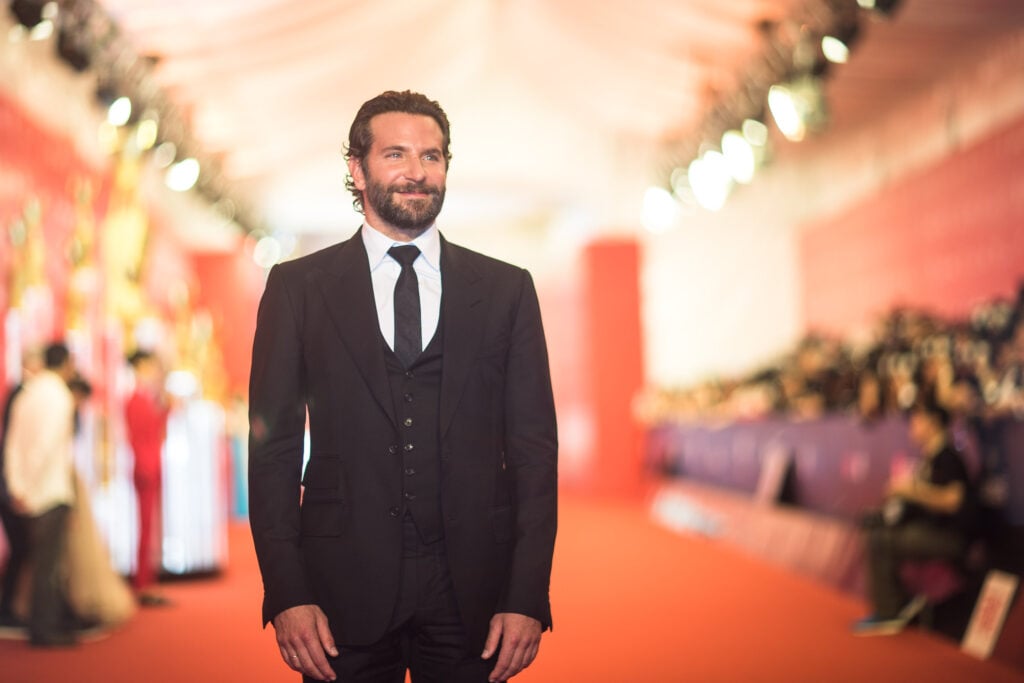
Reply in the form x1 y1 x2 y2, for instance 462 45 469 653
1 494 1022 682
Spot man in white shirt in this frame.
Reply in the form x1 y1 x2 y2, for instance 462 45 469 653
0 347 43 628
4 341 78 647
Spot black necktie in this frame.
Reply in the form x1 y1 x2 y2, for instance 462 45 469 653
389 245 421 368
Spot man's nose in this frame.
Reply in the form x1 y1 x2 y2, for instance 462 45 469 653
402 158 427 182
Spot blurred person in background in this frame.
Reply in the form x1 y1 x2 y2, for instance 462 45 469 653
3 342 79 647
0 347 43 631
854 400 977 636
68 374 93 437
249 90 557 683
124 350 171 607
63 375 137 633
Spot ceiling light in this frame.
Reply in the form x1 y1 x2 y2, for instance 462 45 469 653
768 85 806 142
166 158 200 192
821 36 850 64
669 167 699 212
641 187 679 234
253 236 283 268
688 151 732 212
721 131 755 184
768 76 827 142
107 96 132 127
28 19 52 40
742 119 769 147
153 142 177 168
136 117 159 151
822 21 860 64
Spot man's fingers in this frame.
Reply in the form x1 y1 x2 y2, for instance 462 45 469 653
273 605 337 681
486 613 542 682
297 636 337 681
280 646 299 669
481 616 503 659
316 609 340 658
489 635 533 683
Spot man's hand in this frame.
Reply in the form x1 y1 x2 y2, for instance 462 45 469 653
273 604 339 682
481 612 542 682
887 470 915 498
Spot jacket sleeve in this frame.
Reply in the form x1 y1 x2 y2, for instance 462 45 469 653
498 269 558 629
248 264 313 626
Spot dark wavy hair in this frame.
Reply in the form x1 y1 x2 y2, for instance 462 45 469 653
343 90 452 214
43 342 70 370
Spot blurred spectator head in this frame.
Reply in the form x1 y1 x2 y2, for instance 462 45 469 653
128 349 163 388
43 341 74 380
908 399 951 449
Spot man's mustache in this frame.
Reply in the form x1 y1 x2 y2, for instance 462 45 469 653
391 183 441 196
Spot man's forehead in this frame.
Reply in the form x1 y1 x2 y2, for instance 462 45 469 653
370 111 443 141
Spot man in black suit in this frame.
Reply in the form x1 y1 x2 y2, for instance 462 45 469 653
248 90 558 682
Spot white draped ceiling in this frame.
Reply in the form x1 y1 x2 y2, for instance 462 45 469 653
90 0 1024 245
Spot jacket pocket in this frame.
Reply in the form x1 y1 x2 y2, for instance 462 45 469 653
300 456 345 536
301 455 344 503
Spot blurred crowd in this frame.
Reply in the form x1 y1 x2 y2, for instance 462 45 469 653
0 342 173 647
636 283 1024 434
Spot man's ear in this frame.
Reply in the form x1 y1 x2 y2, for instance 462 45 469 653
347 157 366 191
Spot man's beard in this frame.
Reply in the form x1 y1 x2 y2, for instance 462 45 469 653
365 178 445 235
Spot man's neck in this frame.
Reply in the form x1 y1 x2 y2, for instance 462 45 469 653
364 216 429 244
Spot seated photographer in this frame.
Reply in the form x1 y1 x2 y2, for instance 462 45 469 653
854 400 977 636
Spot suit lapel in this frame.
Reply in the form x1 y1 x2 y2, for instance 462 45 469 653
312 233 397 427
439 237 487 437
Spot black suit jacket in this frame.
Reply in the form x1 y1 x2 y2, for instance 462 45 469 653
248 230 557 650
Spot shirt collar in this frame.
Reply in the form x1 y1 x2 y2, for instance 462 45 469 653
361 221 441 273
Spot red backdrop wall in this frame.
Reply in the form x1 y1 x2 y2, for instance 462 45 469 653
801 114 1024 335
0 90 260 406
581 239 646 497
193 248 264 399
0 92 110 395
536 239 646 497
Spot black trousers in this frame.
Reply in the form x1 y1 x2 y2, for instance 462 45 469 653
865 520 965 618
307 516 494 683
27 505 71 640
0 501 30 617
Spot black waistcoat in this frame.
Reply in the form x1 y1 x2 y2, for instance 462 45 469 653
383 325 444 543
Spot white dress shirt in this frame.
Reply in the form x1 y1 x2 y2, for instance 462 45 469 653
3 369 76 515
362 222 443 352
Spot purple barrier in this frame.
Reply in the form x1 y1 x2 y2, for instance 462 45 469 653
646 416 1024 524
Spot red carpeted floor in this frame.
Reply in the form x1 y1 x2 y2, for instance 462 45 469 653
2 494 1022 683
